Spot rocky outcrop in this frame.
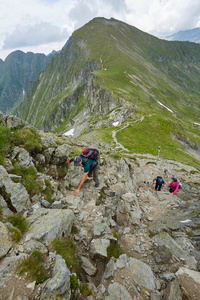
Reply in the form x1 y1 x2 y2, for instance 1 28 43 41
0 124 199 300
26 209 75 246
0 165 30 214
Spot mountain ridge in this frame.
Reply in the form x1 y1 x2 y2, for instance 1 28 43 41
12 17 200 168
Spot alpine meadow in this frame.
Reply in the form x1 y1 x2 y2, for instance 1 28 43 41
15 17 200 168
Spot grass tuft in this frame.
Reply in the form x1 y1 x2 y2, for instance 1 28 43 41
16 250 48 284
52 237 81 276
7 215 29 233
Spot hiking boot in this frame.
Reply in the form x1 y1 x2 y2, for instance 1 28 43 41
95 183 99 187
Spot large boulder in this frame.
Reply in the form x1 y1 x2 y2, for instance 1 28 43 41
41 254 71 300
51 144 71 165
101 254 156 299
11 147 35 169
0 165 30 213
26 209 75 246
152 233 197 270
105 282 132 300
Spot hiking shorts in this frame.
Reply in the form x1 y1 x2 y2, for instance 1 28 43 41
88 164 99 184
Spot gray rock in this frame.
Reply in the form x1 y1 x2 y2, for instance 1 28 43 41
0 165 30 213
128 257 156 290
26 209 74 246
40 136 57 148
92 220 113 238
51 144 70 165
152 233 197 270
105 282 132 300
0 222 12 259
51 200 63 209
160 272 175 282
11 147 35 169
39 199 51 208
175 267 200 300
152 245 172 264
81 256 97 276
43 147 55 164
0 255 27 292
41 254 71 299
164 279 182 300
90 239 110 258
1 115 26 128
121 192 136 203
35 153 46 165
22 239 48 254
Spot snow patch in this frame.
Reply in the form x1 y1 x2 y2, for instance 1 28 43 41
63 128 74 136
157 100 174 113
194 122 200 126
113 121 119 126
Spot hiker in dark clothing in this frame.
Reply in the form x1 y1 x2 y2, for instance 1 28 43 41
151 176 165 191
66 150 99 196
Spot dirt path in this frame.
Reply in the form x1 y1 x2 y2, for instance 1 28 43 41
112 115 146 151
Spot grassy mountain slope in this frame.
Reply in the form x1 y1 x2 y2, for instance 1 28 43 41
16 17 200 168
0 50 52 114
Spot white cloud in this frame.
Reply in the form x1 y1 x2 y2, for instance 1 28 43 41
3 22 69 49
0 0 200 59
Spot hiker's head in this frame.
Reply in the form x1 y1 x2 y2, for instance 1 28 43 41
171 175 177 182
82 147 87 152
74 155 82 166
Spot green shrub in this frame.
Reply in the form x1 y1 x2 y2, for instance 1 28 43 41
16 250 48 284
11 165 41 196
0 124 11 164
9 227 22 242
7 215 29 233
79 283 92 297
70 274 79 291
44 179 54 203
52 237 81 275
71 225 78 234
107 240 123 260
11 127 42 155
146 161 157 165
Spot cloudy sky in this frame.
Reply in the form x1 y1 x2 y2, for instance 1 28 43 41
0 0 200 60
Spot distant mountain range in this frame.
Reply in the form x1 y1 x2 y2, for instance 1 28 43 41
165 27 200 43
0 50 55 114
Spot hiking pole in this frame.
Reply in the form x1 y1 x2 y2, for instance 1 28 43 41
158 146 161 159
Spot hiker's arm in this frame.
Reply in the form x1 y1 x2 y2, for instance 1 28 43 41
73 172 89 196
66 157 74 164
151 179 155 186
173 183 179 194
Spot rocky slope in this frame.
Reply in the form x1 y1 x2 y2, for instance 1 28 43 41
0 114 199 300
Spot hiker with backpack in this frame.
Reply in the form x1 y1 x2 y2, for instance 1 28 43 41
169 175 180 194
151 176 165 191
66 148 100 196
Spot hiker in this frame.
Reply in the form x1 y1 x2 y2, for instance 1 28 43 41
66 148 99 196
169 175 179 194
151 176 165 191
